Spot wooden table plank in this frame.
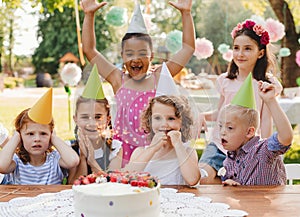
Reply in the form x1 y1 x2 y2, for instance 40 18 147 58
0 185 300 217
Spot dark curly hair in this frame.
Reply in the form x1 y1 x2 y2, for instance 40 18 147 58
140 95 193 143
15 108 54 164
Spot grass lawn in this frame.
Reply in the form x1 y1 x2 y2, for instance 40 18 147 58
0 87 75 140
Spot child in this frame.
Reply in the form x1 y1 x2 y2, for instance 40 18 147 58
68 65 122 184
81 0 195 166
0 123 9 149
219 74 293 185
0 123 9 184
124 95 201 186
0 89 79 184
198 19 283 184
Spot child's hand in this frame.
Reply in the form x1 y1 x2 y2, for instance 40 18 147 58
77 129 88 158
80 0 107 14
167 130 182 147
150 132 168 150
258 81 276 102
222 179 241 186
169 0 192 12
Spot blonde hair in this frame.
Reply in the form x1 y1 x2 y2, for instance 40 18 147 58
220 104 259 129
140 95 193 143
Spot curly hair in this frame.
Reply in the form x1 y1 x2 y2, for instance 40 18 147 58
15 108 54 164
74 96 114 150
140 95 193 143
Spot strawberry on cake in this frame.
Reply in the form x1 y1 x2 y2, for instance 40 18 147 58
72 171 160 217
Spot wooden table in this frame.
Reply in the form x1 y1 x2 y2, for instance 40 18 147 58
0 185 300 216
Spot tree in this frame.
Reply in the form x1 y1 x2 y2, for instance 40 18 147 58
32 6 112 75
242 0 300 87
0 0 20 74
268 0 300 87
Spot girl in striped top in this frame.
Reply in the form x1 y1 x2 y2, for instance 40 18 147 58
0 108 79 184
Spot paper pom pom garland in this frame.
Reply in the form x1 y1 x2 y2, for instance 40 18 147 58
296 50 300 67
60 63 82 86
166 30 182 54
217 43 230 54
279 48 291 57
105 6 128 27
194 37 214 60
222 49 233 62
265 18 285 43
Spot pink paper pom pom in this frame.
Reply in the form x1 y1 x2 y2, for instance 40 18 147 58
265 18 285 42
222 49 233 62
296 50 300 67
194 37 214 60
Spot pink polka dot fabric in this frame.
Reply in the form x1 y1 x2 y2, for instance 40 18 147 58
114 86 155 167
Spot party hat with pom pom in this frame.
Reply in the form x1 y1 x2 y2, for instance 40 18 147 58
231 72 256 109
82 64 105 99
28 88 53 124
155 62 180 97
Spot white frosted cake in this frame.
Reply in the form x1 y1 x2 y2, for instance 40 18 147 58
72 171 160 217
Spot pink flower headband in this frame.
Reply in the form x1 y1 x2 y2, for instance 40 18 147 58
231 20 270 45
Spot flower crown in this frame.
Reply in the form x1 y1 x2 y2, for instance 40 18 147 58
231 20 270 45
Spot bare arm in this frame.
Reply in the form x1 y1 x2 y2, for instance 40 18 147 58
258 81 293 146
166 0 195 76
168 131 200 186
124 132 166 172
52 133 80 169
68 153 89 184
81 0 121 92
0 131 19 173
108 148 123 170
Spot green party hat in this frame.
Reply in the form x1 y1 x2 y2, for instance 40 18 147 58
82 64 105 99
231 72 256 109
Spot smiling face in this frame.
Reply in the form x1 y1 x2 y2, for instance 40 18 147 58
151 102 182 135
233 35 265 74
74 101 110 141
20 122 52 156
122 37 153 80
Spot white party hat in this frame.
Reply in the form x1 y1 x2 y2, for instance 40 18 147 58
155 62 180 97
127 2 148 34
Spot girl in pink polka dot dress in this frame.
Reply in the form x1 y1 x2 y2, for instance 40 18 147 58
81 0 195 167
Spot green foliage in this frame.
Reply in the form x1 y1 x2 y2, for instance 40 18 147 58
284 144 300 163
3 77 24 88
32 6 112 74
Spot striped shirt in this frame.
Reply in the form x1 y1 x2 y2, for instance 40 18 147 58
223 133 290 185
7 150 65 185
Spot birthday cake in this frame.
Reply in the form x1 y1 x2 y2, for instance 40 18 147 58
72 171 160 217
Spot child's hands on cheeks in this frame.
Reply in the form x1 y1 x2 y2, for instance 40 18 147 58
222 179 241 186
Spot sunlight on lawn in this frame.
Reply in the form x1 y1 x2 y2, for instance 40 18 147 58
0 87 75 140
